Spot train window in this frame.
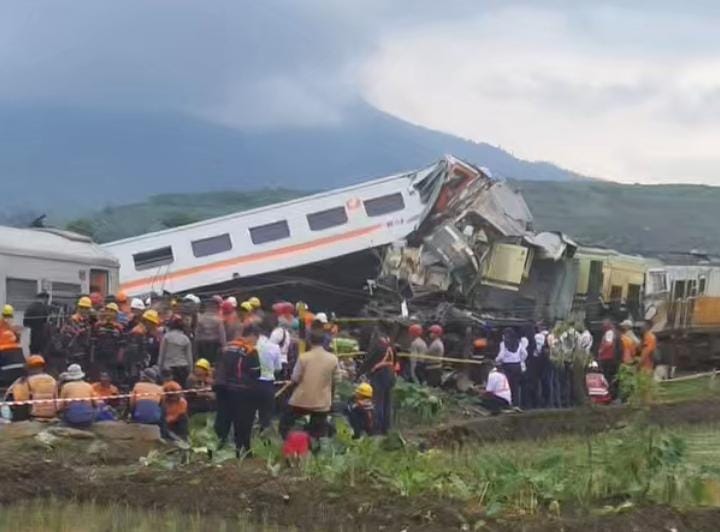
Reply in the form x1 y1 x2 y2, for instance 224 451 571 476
133 246 174 271
609 285 623 302
307 207 348 231
699 277 707 295
363 193 405 217
5 278 38 310
192 233 232 257
249 220 290 245
90 269 109 295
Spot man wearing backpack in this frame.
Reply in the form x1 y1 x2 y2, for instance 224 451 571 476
597 319 622 399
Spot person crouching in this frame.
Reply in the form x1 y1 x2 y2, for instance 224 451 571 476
130 368 163 427
585 360 611 405
346 382 375 439
162 380 189 440
480 362 512 415
59 363 97 428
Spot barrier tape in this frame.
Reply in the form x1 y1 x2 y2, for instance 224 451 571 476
0 380 293 407
336 350 491 366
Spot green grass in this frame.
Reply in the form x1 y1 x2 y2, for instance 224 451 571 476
656 374 720 403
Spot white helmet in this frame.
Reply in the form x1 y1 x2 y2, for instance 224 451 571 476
130 298 146 311
588 360 599 370
226 296 238 308
184 294 201 304
315 312 329 324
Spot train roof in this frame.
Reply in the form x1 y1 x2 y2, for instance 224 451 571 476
103 158 454 247
0 226 119 268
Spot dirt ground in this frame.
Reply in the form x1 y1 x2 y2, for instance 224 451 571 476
2 399 720 531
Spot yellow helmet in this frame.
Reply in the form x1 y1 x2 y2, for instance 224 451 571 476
105 302 120 313
142 309 160 325
240 301 254 312
195 358 211 371
356 382 373 399
1 304 14 317
77 296 92 309
248 296 261 309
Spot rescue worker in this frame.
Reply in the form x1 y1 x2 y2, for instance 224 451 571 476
639 321 657 374
356 325 395 435
58 363 97 428
619 319 639 366
585 360 611 405
126 298 146 332
8 355 58 421
125 309 162 384
23 291 51 355
92 371 121 409
280 320 339 439
426 324 445 387
270 301 294 373
222 300 242 342
186 358 215 413
91 302 125 381
213 325 262 455
115 291 130 328
194 297 226 365
346 382 375 438
248 296 265 325
130 368 163 426
597 319 621 399
407 324 427 383
0 304 21 341
480 362 512 415
163 380 189 440
0 329 26 387
60 296 94 367
157 315 193 386
239 300 255 328
495 328 527 407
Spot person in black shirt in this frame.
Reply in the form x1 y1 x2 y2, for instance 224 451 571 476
23 292 50 355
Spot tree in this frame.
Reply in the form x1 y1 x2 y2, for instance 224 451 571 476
65 218 96 239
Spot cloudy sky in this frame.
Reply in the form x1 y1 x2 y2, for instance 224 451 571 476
1 1 719 184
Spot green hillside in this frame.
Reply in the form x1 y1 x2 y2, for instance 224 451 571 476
63 181 720 256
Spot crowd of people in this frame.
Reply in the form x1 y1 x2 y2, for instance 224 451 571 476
0 290 663 455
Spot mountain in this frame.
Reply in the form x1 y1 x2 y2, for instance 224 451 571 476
0 102 587 216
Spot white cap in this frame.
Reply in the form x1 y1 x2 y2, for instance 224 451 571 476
130 298 146 311
227 296 238 308
315 312 329 324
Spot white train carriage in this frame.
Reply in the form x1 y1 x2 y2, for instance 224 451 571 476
0 226 119 350
104 156 484 296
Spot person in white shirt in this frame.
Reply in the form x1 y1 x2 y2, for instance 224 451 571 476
480 364 512 415
257 327 283 430
495 327 527 407
579 326 593 354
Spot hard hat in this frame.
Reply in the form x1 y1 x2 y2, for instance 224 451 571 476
142 309 160 325
183 294 200 304
226 296 238 308
221 300 235 315
116 291 128 303
473 338 488 349
195 358 211 371
240 301 253 312
356 382 373 399
212 295 224 305
273 301 294 316
0 330 17 345
620 319 634 329
105 302 120 313
27 355 46 368
315 312 329 324
130 298 146 311
77 296 92 309
588 360 599 370
248 296 261 309
429 324 444 336
408 324 423 338
1 304 13 317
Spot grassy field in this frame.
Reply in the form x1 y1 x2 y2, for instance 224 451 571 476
656 373 720 404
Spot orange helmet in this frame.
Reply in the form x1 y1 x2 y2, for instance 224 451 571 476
27 355 46 368
116 291 128 303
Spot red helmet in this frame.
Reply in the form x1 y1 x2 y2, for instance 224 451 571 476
272 301 294 316
221 300 235 315
408 324 423 338
429 324 444 337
